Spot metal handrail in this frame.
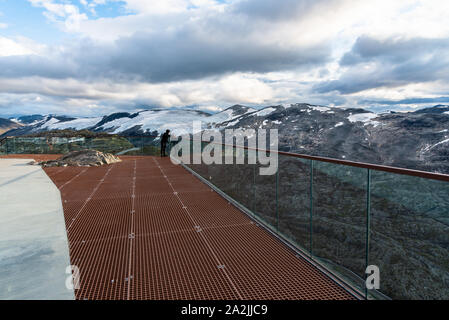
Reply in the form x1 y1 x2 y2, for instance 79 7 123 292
182 137 449 300
4 133 449 182
183 138 449 182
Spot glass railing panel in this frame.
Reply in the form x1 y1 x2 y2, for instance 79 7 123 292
5 137 47 154
253 153 277 228
1 135 163 156
186 140 209 178
370 171 449 300
117 136 160 156
84 136 135 154
312 160 367 293
0 139 6 155
221 147 256 213
277 155 311 254
52 137 83 153
186 143 256 213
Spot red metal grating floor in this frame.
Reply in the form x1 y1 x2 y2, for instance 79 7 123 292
2 154 356 300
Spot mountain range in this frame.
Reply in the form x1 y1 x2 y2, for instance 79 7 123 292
4 105 256 137
0 118 22 135
2 103 449 173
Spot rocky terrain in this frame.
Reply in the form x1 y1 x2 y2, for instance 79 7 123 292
38 150 121 167
2 103 449 173
0 118 22 135
218 103 449 174
2 106 255 137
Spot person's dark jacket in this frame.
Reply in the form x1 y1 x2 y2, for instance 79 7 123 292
161 132 170 143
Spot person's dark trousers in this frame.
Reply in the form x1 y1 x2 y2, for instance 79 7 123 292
161 142 167 157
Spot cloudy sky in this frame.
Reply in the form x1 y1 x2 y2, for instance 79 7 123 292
1 0 449 117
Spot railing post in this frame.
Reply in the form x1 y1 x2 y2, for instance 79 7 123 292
365 168 372 299
276 168 279 233
253 164 256 215
310 159 314 258
168 138 172 157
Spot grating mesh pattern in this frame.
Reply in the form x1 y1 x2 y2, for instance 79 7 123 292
11 154 357 300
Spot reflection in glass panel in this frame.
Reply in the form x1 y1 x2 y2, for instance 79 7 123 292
278 156 311 252
370 171 449 300
0 136 164 156
188 144 256 214
253 155 277 227
312 161 367 293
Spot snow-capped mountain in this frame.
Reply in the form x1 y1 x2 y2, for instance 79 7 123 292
0 118 22 135
218 103 449 173
3 105 256 137
3 103 449 173
10 114 46 125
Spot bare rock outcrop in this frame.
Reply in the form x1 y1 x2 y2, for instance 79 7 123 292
39 150 121 167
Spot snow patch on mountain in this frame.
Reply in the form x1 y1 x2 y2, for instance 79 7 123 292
423 138 449 153
254 107 276 117
311 106 331 112
42 117 103 130
224 119 240 127
98 110 210 136
348 113 380 127
207 107 255 123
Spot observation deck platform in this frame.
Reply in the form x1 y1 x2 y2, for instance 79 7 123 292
1 154 356 300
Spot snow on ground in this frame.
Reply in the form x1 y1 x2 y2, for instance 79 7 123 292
224 119 240 127
32 107 259 137
423 138 449 153
310 106 331 112
444 111 449 115
99 110 211 136
348 113 380 127
38 117 59 129
430 138 449 149
43 117 103 130
254 107 276 117
206 109 235 123
334 122 344 128
272 120 282 125
207 107 256 124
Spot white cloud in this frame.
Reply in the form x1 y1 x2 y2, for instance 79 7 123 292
119 0 191 14
28 0 88 32
0 72 285 116
0 37 44 56
1 0 449 116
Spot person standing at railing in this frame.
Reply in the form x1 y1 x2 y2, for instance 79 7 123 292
161 129 170 157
